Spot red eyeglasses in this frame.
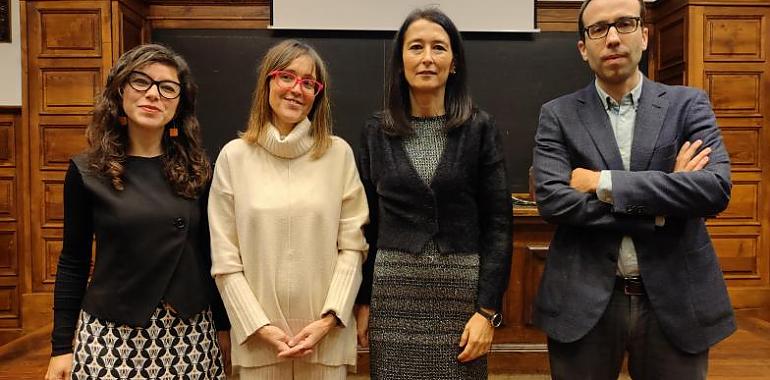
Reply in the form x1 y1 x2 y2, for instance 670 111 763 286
268 70 324 96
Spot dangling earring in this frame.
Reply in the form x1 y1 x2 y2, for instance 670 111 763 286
168 122 179 137
118 116 128 126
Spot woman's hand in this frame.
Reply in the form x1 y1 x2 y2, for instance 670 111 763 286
457 311 494 363
255 325 292 355
354 304 370 348
216 330 232 376
278 315 337 359
45 353 73 380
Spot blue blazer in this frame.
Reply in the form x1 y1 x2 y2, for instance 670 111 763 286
532 77 735 354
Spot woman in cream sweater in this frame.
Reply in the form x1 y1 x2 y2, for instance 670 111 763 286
207 40 368 379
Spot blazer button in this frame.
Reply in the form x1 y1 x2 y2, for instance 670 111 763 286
173 217 185 230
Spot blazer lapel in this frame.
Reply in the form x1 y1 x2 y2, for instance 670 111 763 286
630 78 669 171
577 84 625 170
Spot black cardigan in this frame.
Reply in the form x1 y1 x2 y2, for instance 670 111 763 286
51 155 229 356
355 110 513 310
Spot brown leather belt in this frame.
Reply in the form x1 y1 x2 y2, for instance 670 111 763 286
615 276 645 296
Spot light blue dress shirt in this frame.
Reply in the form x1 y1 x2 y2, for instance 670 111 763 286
595 73 643 277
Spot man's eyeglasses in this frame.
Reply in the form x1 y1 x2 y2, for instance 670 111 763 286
269 70 324 96
126 71 182 99
584 17 642 40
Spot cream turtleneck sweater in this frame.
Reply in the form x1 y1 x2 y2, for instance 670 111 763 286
208 119 369 369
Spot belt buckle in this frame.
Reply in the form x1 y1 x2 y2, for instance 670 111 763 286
623 276 644 296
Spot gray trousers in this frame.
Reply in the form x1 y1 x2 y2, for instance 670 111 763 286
547 278 709 380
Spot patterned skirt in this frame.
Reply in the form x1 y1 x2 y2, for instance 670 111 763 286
71 304 224 380
369 241 487 380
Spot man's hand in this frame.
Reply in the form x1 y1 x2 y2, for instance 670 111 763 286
570 168 601 193
675 140 711 172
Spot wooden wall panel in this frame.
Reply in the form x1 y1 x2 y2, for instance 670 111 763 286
26 0 112 296
522 246 548 327
38 9 102 57
114 0 149 61
705 15 764 61
712 234 759 275
0 120 15 165
659 19 686 68
14 1 145 337
717 182 759 222
42 235 62 286
0 177 17 221
706 72 761 114
0 230 17 276
654 9 688 85
0 280 20 328
40 68 101 113
698 6 770 306
42 179 64 228
0 110 22 336
721 129 759 168
40 125 87 169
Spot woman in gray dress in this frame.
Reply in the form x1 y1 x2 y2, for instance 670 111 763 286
354 8 513 380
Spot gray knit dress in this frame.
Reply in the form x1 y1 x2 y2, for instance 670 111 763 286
368 116 487 380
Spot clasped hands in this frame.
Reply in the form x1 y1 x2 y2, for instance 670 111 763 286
570 139 712 193
255 314 338 358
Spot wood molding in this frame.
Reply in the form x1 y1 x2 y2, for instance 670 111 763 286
147 4 269 29
146 0 269 4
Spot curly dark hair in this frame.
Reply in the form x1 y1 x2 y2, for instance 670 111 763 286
86 43 211 199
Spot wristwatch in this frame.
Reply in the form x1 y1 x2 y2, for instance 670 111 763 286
477 308 503 328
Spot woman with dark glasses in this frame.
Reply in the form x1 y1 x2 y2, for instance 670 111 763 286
354 8 513 379
45 44 230 380
208 39 368 379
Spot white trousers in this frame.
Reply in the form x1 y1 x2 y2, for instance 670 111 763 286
232 361 347 380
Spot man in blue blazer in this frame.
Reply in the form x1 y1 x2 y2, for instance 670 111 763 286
532 0 735 378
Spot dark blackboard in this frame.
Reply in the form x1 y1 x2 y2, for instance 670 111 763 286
153 29 595 193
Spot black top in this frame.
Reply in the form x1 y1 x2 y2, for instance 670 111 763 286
51 155 229 356
355 110 513 310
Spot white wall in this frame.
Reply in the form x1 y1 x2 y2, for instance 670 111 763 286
272 1 536 32
0 0 21 106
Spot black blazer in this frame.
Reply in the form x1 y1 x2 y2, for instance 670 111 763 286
356 110 513 310
51 155 229 355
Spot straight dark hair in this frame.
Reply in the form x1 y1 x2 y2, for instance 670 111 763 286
382 7 473 136
578 0 646 41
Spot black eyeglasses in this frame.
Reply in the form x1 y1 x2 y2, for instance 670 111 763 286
584 17 642 40
126 71 182 99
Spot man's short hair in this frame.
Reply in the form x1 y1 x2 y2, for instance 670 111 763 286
578 0 646 40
